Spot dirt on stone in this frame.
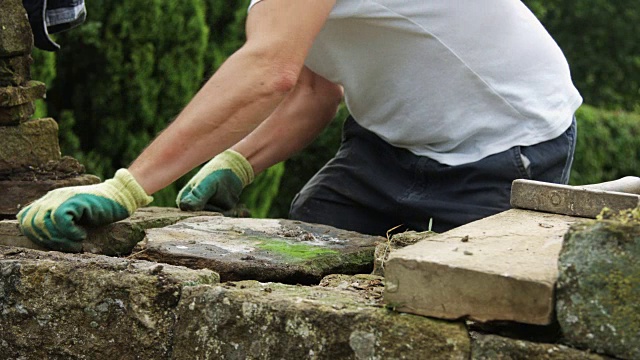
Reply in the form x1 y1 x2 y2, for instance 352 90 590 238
0 156 87 181
372 230 437 276
318 273 385 304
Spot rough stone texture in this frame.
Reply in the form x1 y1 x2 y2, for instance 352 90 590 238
0 247 219 360
384 209 581 325
0 219 47 250
83 208 219 255
0 0 33 58
0 55 32 87
172 279 470 359
0 174 100 216
133 216 381 284
0 100 34 125
471 333 612 360
0 80 46 107
319 273 385 303
556 208 640 360
0 207 218 254
0 118 61 174
0 156 88 181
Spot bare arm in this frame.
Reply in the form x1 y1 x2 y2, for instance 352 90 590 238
128 0 337 194
232 66 343 175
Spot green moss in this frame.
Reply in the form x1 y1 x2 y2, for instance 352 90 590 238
255 240 339 262
603 270 640 336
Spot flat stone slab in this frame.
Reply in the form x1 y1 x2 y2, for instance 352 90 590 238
0 247 219 359
471 333 610 360
0 174 100 216
132 216 382 284
0 118 61 173
0 54 32 87
0 207 218 255
173 278 470 359
0 100 34 125
384 209 582 325
0 80 46 107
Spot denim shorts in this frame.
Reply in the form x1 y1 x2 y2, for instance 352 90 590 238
290 116 577 235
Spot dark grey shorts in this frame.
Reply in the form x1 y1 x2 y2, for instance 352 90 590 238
290 116 577 235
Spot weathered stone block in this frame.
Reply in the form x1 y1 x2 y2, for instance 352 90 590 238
133 216 381 284
0 0 33 58
0 174 100 216
0 101 35 125
172 279 470 359
385 209 581 325
0 55 32 87
0 80 46 107
83 207 220 255
0 248 219 360
0 117 61 173
471 333 611 360
0 207 218 255
0 219 47 250
556 209 640 360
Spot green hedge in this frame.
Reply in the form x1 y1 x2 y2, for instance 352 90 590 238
571 105 640 185
523 0 640 111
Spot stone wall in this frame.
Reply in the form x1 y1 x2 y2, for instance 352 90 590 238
0 0 99 218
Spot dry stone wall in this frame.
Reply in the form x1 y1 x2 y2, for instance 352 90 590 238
0 0 99 218
0 0 636 358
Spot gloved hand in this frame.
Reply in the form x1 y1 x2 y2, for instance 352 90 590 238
177 149 254 212
17 169 153 252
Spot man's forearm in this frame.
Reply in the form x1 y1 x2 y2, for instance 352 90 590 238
232 67 344 175
127 46 296 195
127 0 336 195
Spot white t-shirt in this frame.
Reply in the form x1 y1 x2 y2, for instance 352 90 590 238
248 0 582 166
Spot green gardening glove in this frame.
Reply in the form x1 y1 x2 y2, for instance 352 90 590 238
17 169 153 253
177 149 254 212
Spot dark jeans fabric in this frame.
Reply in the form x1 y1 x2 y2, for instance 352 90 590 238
290 116 577 236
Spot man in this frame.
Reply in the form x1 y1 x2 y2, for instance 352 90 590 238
18 0 582 252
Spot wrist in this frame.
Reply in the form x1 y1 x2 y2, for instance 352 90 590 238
221 149 255 187
113 169 154 210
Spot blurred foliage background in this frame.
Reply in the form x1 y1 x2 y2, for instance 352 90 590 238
31 0 639 218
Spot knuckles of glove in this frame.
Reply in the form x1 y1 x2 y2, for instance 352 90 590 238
17 190 131 253
178 169 243 212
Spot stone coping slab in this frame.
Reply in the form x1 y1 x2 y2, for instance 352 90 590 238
132 216 382 284
0 174 100 216
0 80 46 107
384 209 582 325
0 118 61 173
0 207 219 255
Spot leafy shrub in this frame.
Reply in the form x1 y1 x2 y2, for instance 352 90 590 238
571 105 640 185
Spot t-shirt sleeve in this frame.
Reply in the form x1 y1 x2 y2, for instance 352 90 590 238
248 0 262 10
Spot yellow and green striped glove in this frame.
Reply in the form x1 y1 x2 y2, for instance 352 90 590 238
17 169 153 252
177 149 254 212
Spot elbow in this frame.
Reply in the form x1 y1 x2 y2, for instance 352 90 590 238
239 47 302 96
267 67 300 95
